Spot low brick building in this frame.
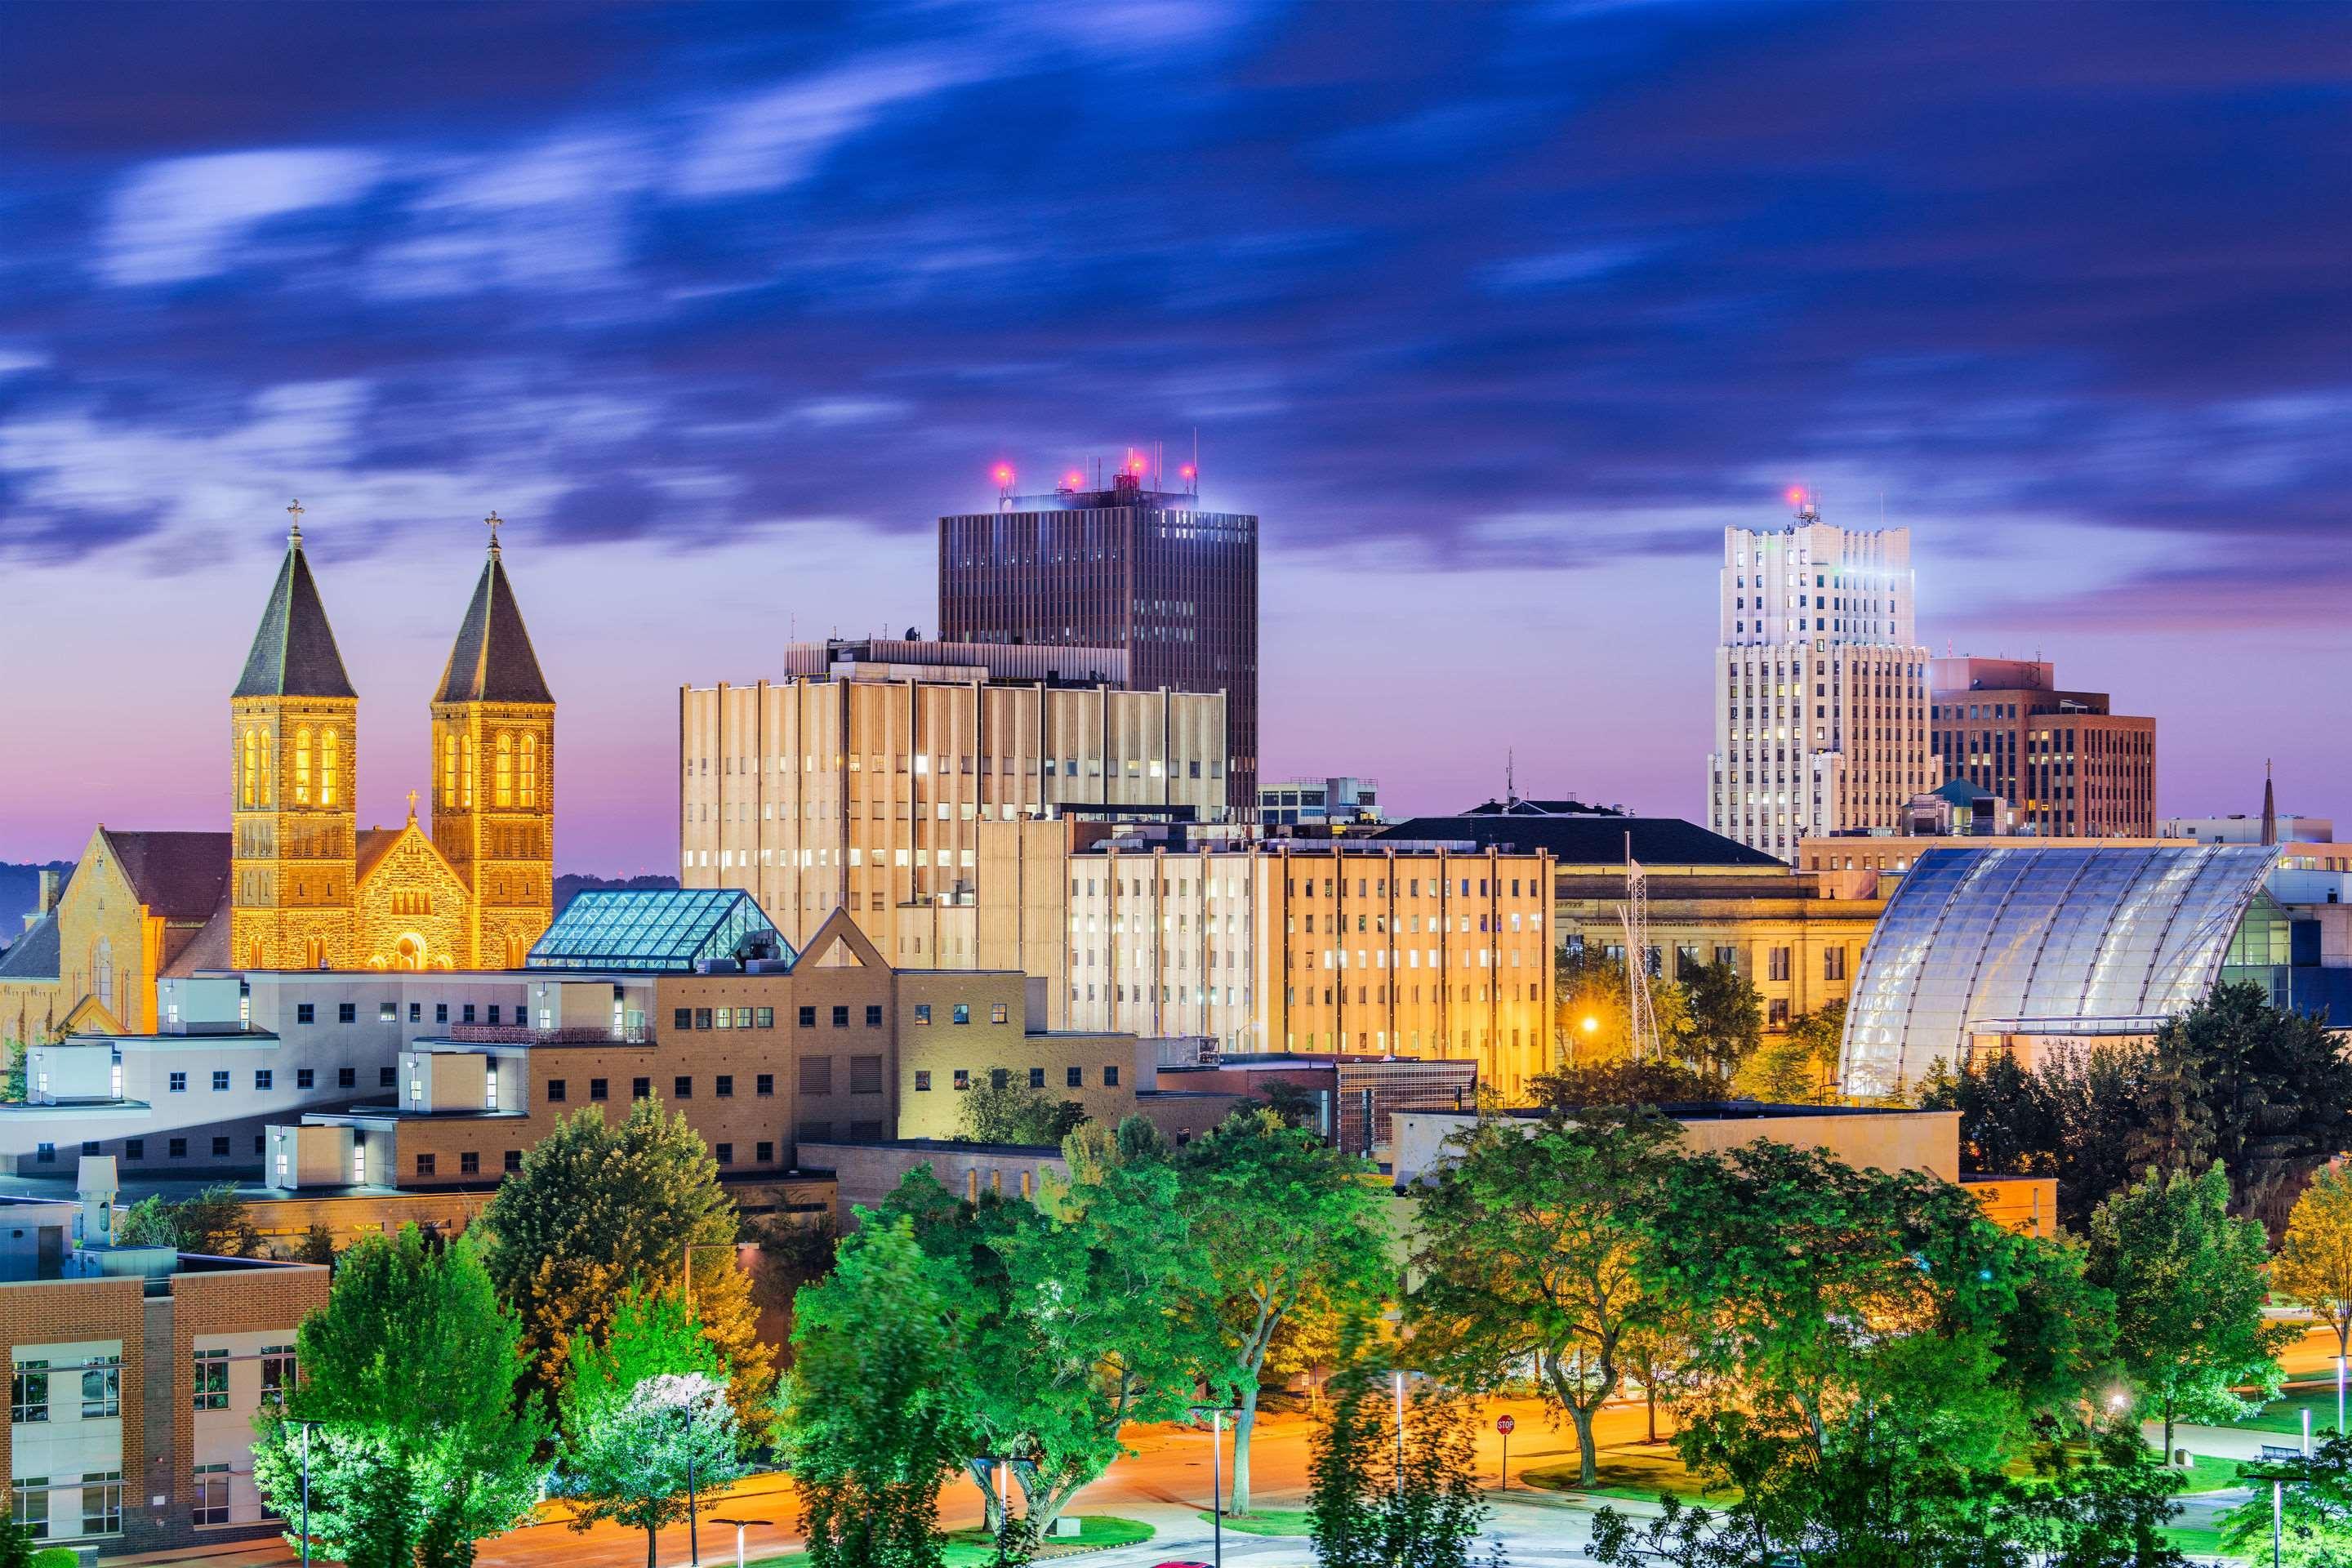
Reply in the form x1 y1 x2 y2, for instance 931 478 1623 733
1 1176 328 1557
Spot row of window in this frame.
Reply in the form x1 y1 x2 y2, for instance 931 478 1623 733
671 1004 887 1031
166 1065 391 1093
414 1151 523 1177
913 1064 1119 1092
10 1356 121 1423
291 1000 510 1025
9 1471 122 1539
38 1131 281 1165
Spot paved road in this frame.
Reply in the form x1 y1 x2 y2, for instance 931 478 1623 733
114 1396 1632 1568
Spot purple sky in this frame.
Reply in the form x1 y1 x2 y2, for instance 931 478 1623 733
1 2 2345 871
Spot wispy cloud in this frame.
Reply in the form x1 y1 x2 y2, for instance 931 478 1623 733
98 148 384 286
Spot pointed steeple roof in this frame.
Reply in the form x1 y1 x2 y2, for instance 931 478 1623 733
436 516 553 705
234 503 357 699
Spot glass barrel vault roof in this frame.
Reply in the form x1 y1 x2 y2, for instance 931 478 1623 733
1838 844 2282 1099
526 889 791 973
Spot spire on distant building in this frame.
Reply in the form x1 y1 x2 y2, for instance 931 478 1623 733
234 501 357 698
435 514 553 705
2261 760 2277 847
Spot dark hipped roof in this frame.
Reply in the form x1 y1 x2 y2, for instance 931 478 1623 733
1462 797 1625 817
234 537 356 699
1377 814 1784 868
0 914 61 981
99 831 232 922
436 550 552 705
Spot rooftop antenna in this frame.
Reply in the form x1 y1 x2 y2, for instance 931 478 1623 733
1505 748 1516 808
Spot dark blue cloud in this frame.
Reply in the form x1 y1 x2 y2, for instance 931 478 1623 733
0 0 2343 608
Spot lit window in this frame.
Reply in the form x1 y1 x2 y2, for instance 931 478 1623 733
293 726 312 804
320 728 339 806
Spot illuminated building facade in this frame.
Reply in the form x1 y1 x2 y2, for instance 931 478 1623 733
938 466 1259 811
679 642 1227 946
1707 498 1934 862
892 819 1556 1099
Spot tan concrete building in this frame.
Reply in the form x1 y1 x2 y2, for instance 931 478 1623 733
266 899 1144 1186
679 641 1227 946
894 820 1555 1099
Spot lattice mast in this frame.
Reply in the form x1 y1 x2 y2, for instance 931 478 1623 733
1619 831 1660 1060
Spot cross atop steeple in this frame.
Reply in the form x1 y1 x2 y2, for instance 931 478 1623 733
406 788 419 824
485 509 503 558
287 499 305 546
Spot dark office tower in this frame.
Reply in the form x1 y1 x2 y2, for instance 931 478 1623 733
939 463 1259 810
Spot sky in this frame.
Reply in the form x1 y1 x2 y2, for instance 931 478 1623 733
0 0 2345 872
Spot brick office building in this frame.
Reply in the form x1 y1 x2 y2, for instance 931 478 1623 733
2 1180 327 1557
1928 657 2156 837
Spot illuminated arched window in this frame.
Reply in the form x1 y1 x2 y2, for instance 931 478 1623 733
519 733 538 808
460 734 474 808
320 728 340 807
248 938 265 969
241 729 260 807
495 731 514 808
294 727 313 805
442 732 458 807
307 938 327 970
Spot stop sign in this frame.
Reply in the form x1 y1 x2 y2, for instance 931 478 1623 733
1495 1414 1516 1435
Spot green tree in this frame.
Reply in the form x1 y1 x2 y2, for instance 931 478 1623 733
252 1227 546 1568
1407 1108 1682 1485
560 1288 747 1568
956 1076 1087 1146
2131 983 2352 1224
1590 1420 2187 1567
1629 1141 2116 1559
116 1183 261 1255
1919 1049 2061 1177
1681 961 1763 1085
2087 1164 2294 1455
292 1222 339 1266
786 1218 976 1568
250 1422 416 1568
1170 1109 1392 1515
2222 1430 2352 1564
480 1098 775 1437
1309 1344 1495 1568
1734 999 1846 1104
2278 1165 2352 1393
1 1042 24 1104
876 1154 1205 1536
1530 1057 1717 1111
1554 948 1695 1070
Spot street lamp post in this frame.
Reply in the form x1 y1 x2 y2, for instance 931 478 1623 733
1393 1371 1406 1498
684 1394 701 1567
295 1418 321 1568
1192 1401 1240 1568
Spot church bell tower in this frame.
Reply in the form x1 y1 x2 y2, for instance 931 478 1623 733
430 512 556 967
229 502 359 969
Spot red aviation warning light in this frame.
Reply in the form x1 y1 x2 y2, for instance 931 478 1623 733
1061 469 1084 492
1179 463 1196 483
1785 484 1806 508
993 464 1013 488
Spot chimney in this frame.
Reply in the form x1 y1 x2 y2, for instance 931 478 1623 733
36 870 60 915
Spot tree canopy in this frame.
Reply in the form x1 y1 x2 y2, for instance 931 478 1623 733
1408 1107 1684 1485
479 1097 774 1437
1169 1107 1393 1515
252 1226 545 1568
2277 1163 2352 1370
2085 1163 2292 1455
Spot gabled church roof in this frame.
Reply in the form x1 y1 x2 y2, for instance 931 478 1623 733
436 545 552 705
96 830 231 922
234 524 356 699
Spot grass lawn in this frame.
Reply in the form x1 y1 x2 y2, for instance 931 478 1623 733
2159 1521 2235 1561
751 1514 1153 1566
2169 1454 2250 1495
2231 1384 2352 1438
1521 1448 1727 1506
1199 1508 1314 1536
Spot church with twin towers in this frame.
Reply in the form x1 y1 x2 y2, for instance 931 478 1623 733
229 501 557 972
